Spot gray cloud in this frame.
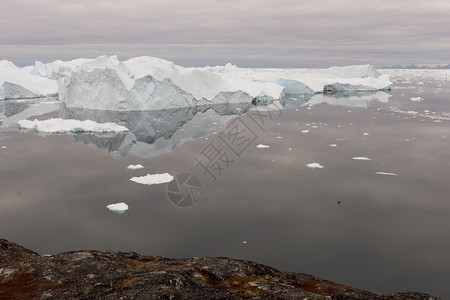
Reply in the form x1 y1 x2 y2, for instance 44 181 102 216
1 0 450 66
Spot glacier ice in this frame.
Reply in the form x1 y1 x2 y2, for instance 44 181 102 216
1 55 392 110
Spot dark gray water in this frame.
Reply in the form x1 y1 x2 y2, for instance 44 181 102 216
1 71 449 298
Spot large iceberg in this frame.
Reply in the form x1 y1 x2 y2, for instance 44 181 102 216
0 55 392 110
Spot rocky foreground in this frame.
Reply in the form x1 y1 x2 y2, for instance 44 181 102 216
0 239 439 299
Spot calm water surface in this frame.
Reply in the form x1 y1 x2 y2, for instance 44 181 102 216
1 71 449 298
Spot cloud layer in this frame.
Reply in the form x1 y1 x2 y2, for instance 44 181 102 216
1 0 450 66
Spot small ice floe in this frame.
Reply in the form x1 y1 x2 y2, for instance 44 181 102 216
256 144 270 149
17 118 129 133
301 130 310 134
242 241 248 244
375 172 398 176
127 164 145 170
307 163 324 169
363 133 370 136
410 97 423 102
329 144 337 147
107 202 129 214
130 173 174 185
1 146 6 149
276 136 283 139
352 157 372 161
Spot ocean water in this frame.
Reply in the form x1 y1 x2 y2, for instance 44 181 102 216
1 70 449 298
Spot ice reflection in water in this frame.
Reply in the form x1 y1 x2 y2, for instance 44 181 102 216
1 84 450 298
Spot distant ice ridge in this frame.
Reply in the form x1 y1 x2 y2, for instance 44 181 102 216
1 55 392 110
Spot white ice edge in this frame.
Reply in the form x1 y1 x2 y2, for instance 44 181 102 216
256 144 270 149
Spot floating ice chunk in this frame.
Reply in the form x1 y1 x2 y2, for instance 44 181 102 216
363 133 370 136
256 144 270 149
127 164 145 170
242 241 248 244
307 163 324 169
375 172 397 176
410 97 423 102
1 146 6 149
352 157 372 161
329 144 337 147
17 118 129 133
107 202 129 214
301 130 310 134
130 173 174 185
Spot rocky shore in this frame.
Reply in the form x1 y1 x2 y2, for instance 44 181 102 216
0 239 439 299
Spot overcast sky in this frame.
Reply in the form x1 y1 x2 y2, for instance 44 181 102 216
1 0 450 67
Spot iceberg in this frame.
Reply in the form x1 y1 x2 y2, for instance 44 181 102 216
55 56 391 111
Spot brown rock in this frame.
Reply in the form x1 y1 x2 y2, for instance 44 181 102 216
0 239 440 300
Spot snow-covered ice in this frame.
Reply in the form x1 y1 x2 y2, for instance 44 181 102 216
301 130 310 133
329 144 337 147
256 144 270 149
410 97 423 102
130 173 174 185
17 118 129 133
106 202 129 214
307 163 324 169
127 164 145 170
